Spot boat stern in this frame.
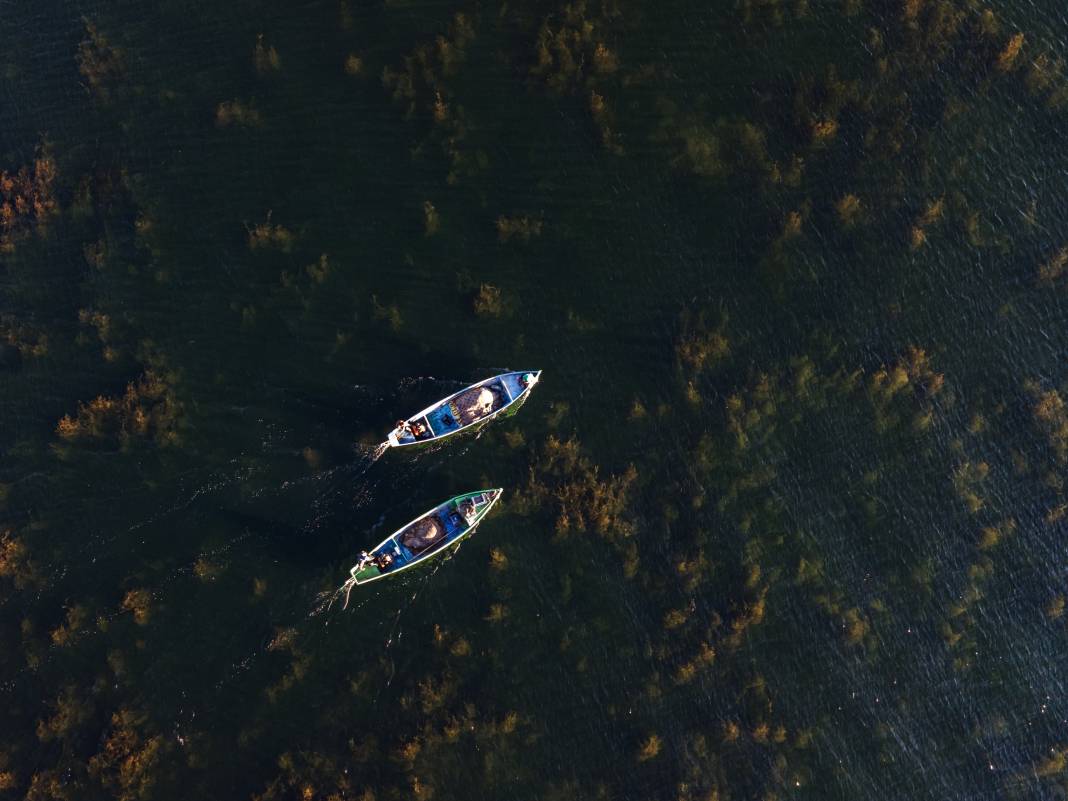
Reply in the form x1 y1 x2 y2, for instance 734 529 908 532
350 563 380 585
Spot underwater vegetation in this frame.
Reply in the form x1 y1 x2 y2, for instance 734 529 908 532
520 434 637 543
0 0 1067 799
54 369 182 449
76 21 124 103
0 144 57 253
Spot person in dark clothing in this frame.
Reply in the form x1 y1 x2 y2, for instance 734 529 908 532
373 552 394 571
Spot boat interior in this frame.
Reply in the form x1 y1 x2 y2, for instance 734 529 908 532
352 492 497 582
427 381 506 432
391 372 537 446
499 372 530 401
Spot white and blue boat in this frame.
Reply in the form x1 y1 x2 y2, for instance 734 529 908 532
386 371 541 448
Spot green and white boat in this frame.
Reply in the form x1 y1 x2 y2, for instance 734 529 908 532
348 489 502 585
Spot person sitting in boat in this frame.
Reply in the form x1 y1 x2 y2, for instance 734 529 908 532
356 551 374 572
373 552 394 571
459 498 477 521
410 420 428 437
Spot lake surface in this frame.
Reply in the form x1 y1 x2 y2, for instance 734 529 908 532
2 1 1068 798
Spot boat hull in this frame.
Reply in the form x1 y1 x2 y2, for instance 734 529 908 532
386 371 540 449
350 489 502 585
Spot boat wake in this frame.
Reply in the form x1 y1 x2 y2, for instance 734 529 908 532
326 543 450 613
314 578 362 614
298 442 397 535
340 575 358 610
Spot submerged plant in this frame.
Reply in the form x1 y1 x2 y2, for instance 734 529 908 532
496 215 543 242
77 20 124 101
1037 246 1068 285
247 213 294 251
54 369 183 448
835 194 863 227
523 435 637 543
423 201 440 236
677 310 730 374
50 605 89 647
1028 383 1068 463
636 734 662 762
121 589 153 625
472 283 506 317
995 32 1025 72
216 100 263 127
0 141 58 251
254 34 281 74
530 2 620 95
35 686 93 743
0 531 36 590
371 295 403 331
344 54 364 76
88 709 169 801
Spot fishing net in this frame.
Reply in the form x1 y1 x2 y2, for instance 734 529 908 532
452 385 502 425
400 516 445 552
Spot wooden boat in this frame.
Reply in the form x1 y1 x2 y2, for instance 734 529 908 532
348 489 502 585
386 371 541 448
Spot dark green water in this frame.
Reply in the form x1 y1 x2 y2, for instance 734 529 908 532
3 1 1068 798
